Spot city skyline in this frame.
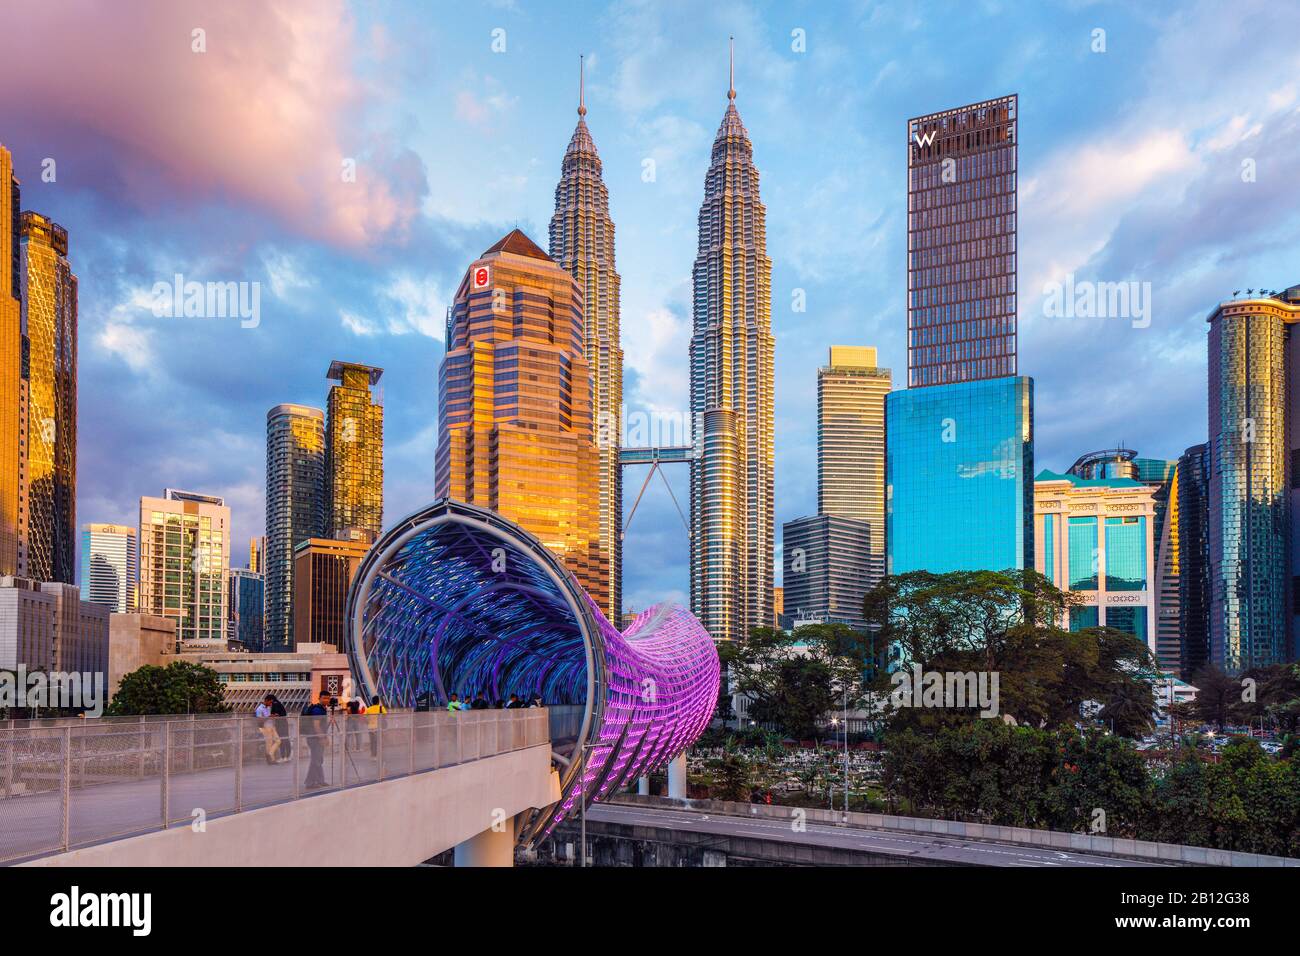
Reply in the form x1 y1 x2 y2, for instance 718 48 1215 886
0 1 1297 613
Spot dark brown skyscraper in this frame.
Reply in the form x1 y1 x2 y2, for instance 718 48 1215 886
907 95 1017 387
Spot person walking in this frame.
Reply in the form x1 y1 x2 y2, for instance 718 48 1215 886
303 691 330 790
269 694 291 763
256 695 278 764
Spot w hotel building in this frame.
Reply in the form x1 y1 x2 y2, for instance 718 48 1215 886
887 95 1034 577
435 229 606 606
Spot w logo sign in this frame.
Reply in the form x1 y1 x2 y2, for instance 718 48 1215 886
913 129 937 149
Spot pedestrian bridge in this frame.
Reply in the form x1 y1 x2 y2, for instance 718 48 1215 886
2 709 557 867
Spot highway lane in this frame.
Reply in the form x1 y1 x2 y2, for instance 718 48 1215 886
586 803 1163 867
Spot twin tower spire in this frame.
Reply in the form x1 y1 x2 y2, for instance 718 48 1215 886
548 41 771 641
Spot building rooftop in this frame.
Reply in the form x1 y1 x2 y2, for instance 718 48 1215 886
326 360 383 385
1035 469 1145 489
482 228 551 262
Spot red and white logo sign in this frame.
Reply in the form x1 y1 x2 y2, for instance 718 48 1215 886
472 266 490 289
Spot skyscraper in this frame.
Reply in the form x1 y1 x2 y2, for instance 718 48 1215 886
782 514 873 631
817 346 890 584
227 566 264 651
138 489 230 647
19 211 77 584
324 361 383 545
80 522 137 614
689 44 774 643
292 537 368 647
249 535 265 573
906 96 1017 387
887 95 1032 579
549 58 623 623
266 403 325 651
435 228 606 603
1177 442 1212 678
0 146 21 577
1206 286 1300 671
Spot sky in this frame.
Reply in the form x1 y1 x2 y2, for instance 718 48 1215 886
1 0 1298 613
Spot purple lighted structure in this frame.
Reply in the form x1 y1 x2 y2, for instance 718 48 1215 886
344 498 720 844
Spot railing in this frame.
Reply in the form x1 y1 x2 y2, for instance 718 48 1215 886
0 708 549 864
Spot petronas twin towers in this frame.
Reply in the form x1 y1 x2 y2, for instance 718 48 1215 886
545 49 773 640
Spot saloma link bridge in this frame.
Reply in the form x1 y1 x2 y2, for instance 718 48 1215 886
5 498 720 867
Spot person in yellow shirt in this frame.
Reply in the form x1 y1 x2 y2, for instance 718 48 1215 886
365 695 387 758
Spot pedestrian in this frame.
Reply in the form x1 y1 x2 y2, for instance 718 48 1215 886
506 694 522 709
471 692 489 711
269 694 291 763
367 695 386 758
345 697 363 752
255 695 278 764
303 691 330 790
447 694 462 713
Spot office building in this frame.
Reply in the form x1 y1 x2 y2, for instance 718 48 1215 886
436 228 606 604
1176 443 1212 678
0 576 107 680
1034 470 1156 647
138 489 230 648
817 346 890 583
265 403 325 651
175 643 349 713
18 211 77 584
324 361 383 544
549 59 624 622
249 535 265 573
80 522 137 613
887 376 1034 574
689 46 775 642
1206 286 1300 671
889 95 1029 578
227 567 264 652
292 537 367 648
906 95 1017 387
782 514 873 631
106 612 176 700
0 147 21 576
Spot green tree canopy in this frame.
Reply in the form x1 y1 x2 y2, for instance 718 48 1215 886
106 661 229 716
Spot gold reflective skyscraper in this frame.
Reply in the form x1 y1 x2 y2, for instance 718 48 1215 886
324 361 383 544
19 211 77 584
0 146 21 576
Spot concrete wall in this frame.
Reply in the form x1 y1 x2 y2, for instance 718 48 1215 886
107 613 176 700
23 743 560 867
612 794 1300 867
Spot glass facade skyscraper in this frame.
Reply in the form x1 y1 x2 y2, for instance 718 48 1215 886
324 361 383 545
549 65 623 623
0 146 21 577
887 376 1033 575
907 95 1017 388
1206 286 1300 672
138 489 230 648
781 514 873 631
435 228 607 605
80 522 136 614
817 346 890 585
18 211 77 584
689 52 775 643
265 403 325 652
227 567 264 651
1177 443 1212 677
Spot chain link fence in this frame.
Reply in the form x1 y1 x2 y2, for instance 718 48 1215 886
0 708 549 864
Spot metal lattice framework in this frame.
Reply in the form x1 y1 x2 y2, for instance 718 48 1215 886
344 498 719 843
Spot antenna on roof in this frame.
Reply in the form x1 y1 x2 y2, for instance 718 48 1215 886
728 36 736 101
578 54 586 117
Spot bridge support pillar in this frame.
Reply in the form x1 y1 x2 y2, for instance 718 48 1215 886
667 752 687 799
453 816 516 867
637 775 649 795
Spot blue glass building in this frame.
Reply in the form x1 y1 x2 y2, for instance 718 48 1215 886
886 376 1034 575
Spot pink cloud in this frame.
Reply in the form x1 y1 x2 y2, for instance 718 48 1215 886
0 0 423 247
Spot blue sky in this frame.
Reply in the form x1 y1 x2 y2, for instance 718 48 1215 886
1 0 1298 612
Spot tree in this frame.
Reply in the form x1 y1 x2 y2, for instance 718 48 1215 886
718 623 875 741
1183 665 1239 731
106 661 229 716
863 569 1157 735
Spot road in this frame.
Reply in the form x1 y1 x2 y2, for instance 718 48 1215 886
587 803 1162 867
